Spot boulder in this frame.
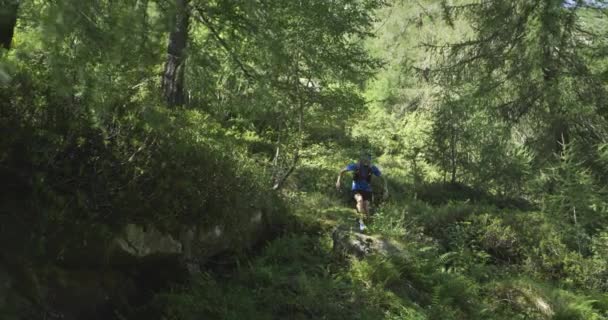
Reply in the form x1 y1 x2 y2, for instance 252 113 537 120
0 209 273 320
0 266 11 307
110 209 268 271
0 265 21 317
332 226 407 259
112 224 183 260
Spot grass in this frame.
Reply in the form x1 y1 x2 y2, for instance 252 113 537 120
137 178 608 320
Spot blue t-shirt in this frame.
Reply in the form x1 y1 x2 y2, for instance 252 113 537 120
345 163 381 192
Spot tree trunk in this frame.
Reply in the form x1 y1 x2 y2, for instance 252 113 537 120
449 110 457 184
272 70 305 191
0 0 19 50
540 2 568 154
543 46 568 154
162 0 190 107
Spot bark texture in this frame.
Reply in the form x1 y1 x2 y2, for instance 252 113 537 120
162 0 190 107
0 1 19 50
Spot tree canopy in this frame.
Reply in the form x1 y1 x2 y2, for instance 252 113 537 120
2 1 608 319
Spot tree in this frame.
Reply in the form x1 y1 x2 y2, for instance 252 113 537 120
181 0 384 188
162 0 190 107
0 0 19 50
432 0 608 162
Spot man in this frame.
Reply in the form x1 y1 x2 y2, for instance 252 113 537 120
335 153 388 231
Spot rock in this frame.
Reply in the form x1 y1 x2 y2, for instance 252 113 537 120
492 283 555 319
41 267 136 320
110 209 269 272
113 224 183 260
332 226 406 259
179 224 230 272
0 209 274 320
0 265 11 307
179 209 267 272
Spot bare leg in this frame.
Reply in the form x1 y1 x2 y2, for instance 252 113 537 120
354 193 367 230
354 193 366 217
363 200 371 217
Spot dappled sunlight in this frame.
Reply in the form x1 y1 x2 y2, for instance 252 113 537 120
2 0 608 319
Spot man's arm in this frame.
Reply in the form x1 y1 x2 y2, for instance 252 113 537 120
379 175 389 199
336 168 349 190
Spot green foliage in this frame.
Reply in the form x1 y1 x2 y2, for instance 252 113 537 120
434 0 608 150
538 141 608 237
154 232 402 320
4 0 608 319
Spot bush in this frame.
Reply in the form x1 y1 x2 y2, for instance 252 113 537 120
0 63 286 265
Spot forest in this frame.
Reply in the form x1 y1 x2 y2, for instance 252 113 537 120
1 0 608 319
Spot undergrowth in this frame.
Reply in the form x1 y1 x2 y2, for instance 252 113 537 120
142 180 608 319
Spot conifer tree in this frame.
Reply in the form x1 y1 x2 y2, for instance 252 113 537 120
433 0 608 161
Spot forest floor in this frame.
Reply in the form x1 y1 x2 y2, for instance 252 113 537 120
152 191 430 320
148 186 608 320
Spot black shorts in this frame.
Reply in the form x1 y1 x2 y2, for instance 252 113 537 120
353 190 373 201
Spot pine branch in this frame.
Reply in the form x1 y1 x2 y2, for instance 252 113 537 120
191 5 257 79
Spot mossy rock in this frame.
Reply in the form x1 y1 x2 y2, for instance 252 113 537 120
332 225 407 259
